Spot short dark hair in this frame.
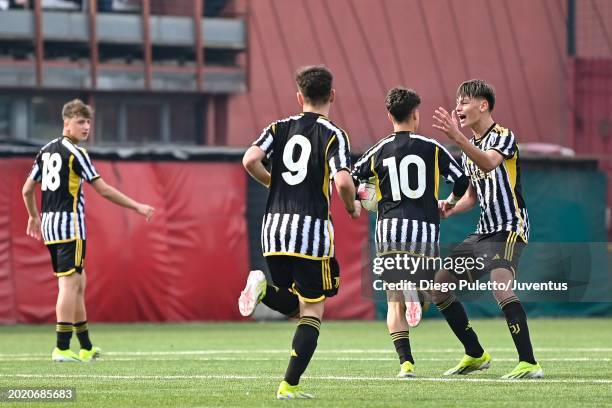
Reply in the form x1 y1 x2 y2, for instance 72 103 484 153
457 79 495 111
385 87 421 123
62 99 93 120
295 65 333 106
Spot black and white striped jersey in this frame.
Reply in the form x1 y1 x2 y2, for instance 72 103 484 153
352 131 466 255
253 112 351 260
29 137 100 244
461 123 530 241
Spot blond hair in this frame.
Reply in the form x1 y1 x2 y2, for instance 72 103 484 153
62 99 93 120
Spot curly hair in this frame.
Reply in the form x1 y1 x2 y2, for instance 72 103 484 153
385 87 421 123
295 65 333 106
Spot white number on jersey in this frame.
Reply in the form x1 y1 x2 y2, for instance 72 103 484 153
41 152 62 191
281 135 311 185
382 155 426 200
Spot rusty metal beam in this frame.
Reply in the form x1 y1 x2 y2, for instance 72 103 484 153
141 0 152 90
88 0 99 89
193 0 204 91
33 0 43 87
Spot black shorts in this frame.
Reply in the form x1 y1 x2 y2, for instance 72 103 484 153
265 255 340 302
448 231 525 281
46 239 86 277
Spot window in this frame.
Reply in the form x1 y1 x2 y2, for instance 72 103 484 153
0 93 204 146
95 99 120 143
30 95 80 141
94 96 203 145
170 100 200 144
126 102 162 144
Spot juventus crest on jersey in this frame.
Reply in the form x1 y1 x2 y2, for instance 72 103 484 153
352 131 465 255
461 123 530 241
29 137 100 244
253 112 351 260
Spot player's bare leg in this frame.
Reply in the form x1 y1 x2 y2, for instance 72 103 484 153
491 267 542 379
73 271 86 323
403 289 423 327
56 273 80 324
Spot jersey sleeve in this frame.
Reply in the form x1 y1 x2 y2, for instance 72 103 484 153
438 146 465 183
71 148 100 183
252 122 276 159
438 146 469 198
28 152 43 182
326 129 351 179
351 149 375 183
487 129 517 158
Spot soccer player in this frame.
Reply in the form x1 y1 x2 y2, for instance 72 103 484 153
22 99 154 362
239 65 360 399
352 87 468 378
432 79 543 379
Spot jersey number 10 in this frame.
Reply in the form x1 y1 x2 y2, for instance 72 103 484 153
382 155 426 200
41 152 63 191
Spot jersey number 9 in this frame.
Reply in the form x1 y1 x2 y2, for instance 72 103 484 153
382 155 426 200
282 135 311 185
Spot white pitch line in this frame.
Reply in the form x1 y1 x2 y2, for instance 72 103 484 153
1 347 611 358
0 373 611 385
0 357 609 363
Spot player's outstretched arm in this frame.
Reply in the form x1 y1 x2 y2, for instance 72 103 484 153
439 183 477 219
91 178 154 221
333 170 360 219
22 177 42 240
242 146 271 188
432 107 503 172
439 173 469 215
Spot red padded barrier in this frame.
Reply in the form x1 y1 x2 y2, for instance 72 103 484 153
325 197 374 320
0 160 18 323
3 159 250 322
86 161 251 322
3 159 55 323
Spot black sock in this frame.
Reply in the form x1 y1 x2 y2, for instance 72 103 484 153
74 321 92 350
261 285 299 317
284 316 321 386
436 296 484 358
390 331 413 364
56 322 73 350
500 297 537 364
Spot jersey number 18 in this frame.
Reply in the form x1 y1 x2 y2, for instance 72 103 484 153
41 152 62 191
